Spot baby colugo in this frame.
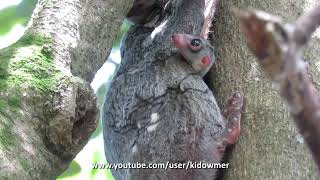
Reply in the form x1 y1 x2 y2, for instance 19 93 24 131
171 33 216 77
171 33 241 147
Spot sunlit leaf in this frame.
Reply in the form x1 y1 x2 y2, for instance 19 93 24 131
112 21 130 48
0 0 37 36
57 160 82 179
0 6 24 35
90 151 114 180
90 151 103 179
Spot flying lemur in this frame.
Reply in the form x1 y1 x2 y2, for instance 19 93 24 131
102 0 244 179
127 0 216 77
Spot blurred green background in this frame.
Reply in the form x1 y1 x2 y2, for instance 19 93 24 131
0 0 129 179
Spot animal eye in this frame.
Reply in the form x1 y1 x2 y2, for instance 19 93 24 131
191 39 202 47
189 39 202 52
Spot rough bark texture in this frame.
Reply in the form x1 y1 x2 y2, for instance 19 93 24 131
0 0 133 179
235 4 320 171
102 0 240 179
209 0 319 179
29 0 134 82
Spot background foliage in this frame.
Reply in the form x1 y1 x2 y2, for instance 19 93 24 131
0 0 130 179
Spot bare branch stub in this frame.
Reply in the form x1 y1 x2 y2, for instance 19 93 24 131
294 3 320 47
200 0 219 39
234 6 320 172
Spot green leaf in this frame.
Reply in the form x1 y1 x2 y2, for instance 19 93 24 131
57 160 82 179
112 21 130 48
0 6 25 35
0 0 37 36
90 151 114 180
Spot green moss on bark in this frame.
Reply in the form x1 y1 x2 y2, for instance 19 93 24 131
0 33 62 148
1 175 9 180
19 158 29 171
0 117 16 149
0 33 60 91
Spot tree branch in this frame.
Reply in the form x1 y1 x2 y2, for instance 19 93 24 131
234 4 320 172
200 0 219 39
0 0 133 179
294 3 320 47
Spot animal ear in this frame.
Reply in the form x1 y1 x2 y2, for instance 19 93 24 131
201 56 211 66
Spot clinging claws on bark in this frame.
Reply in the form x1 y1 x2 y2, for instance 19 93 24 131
221 91 244 145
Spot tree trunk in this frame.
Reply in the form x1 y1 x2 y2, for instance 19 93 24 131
210 0 319 179
0 0 133 179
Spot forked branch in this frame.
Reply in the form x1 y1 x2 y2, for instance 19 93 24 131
234 3 320 171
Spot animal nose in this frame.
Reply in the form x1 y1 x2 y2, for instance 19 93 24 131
171 34 178 41
171 34 183 48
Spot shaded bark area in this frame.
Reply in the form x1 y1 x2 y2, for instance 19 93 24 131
209 0 319 179
0 0 133 179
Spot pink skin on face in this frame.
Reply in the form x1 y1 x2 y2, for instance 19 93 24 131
171 34 188 49
201 56 211 67
172 34 212 68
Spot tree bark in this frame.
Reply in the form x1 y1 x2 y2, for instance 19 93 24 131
210 0 319 179
0 0 133 179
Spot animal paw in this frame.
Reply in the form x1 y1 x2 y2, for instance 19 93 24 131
222 91 244 145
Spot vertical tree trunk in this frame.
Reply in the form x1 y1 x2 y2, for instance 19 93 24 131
0 0 133 179
210 0 319 179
